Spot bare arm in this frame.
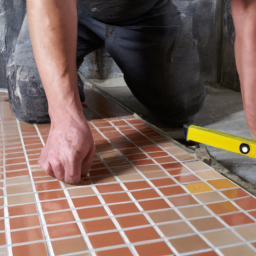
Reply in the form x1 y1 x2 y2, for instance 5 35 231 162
27 0 95 184
231 0 256 139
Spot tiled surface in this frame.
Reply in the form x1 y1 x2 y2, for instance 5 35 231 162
0 92 256 256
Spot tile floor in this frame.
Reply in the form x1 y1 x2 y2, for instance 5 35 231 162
0 92 256 256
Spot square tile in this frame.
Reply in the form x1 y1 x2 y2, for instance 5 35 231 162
207 201 239 215
168 195 199 207
10 215 40 229
137 165 162 173
51 237 88 255
135 242 173 256
190 217 224 231
8 193 35 205
48 223 81 239
0 233 6 246
158 221 194 237
185 161 211 172
96 248 133 256
8 203 37 216
143 171 168 179
12 242 48 256
109 202 140 215
125 227 160 243
11 227 44 244
35 181 61 191
196 170 223 180
38 190 65 201
159 185 187 196
208 179 238 190
139 199 170 211
7 184 33 194
89 231 124 248
221 188 249 199
194 191 225 203
169 235 210 253
82 218 116 233
131 189 160 200
148 209 181 223
174 174 201 184
124 181 151 190
203 229 242 247
102 193 131 204
41 199 70 212
96 184 124 193
179 206 211 219
72 196 101 208
77 206 108 219
185 182 213 194
235 224 256 241
116 214 150 228
234 197 256 210
150 178 176 187
44 211 75 224
220 245 256 256
221 212 255 226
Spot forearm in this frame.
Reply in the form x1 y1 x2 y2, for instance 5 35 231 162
231 0 256 138
27 0 82 123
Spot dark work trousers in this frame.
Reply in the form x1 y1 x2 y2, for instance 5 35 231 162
77 0 206 126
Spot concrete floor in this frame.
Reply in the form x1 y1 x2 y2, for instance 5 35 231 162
87 77 256 186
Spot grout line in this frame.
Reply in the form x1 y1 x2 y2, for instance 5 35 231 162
1 103 13 256
16 120 55 256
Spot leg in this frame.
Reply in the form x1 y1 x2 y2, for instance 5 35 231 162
104 1 206 126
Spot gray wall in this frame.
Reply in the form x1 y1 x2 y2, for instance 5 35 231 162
0 0 239 90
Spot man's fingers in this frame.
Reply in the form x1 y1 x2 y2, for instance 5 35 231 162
51 160 65 182
64 156 82 185
39 160 55 178
81 145 96 177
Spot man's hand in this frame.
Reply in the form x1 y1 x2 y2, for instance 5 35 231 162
39 114 95 184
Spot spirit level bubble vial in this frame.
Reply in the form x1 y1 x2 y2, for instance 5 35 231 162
184 125 256 158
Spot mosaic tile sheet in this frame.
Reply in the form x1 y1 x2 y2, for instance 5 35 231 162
1 92 256 256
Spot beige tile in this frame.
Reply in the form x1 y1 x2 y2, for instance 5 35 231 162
91 176 117 184
158 221 194 237
179 206 211 219
67 187 95 197
100 151 121 159
143 171 168 179
220 245 256 256
7 184 33 195
194 191 225 203
8 194 35 205
235 224 256 241
185 161 211 172
6 176 31 185
165 147 186 155
118 174 144 181
203 229 242 247
196 170 223 180
148 210 181 223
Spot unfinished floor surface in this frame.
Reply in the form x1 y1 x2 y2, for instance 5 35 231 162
1 91 256 256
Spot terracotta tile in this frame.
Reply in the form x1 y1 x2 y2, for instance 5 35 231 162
77 206 108 219
96 184 124 193
191 217 225 232
132 159 155 166
51 237 88 255
196 170 223 180
251 242 256 248
91 176 117 184
139 199 170 211
12 242 48 256
41 199 70 212
141 145 163 152
159 185 186 196
96 143 115 153
120 148 142 155
235 223 256 240
179 206 211 218
34 177 55 182
221 188 249 199
117 214 150 228
234 197 256 210
124 181 151 190
90 163 106 170
170 235 210 253
150 178 176 187
136 165 162 173
82 218 116 233
32 171 49 177
127 153 148 161
72 196 101 208
143 171 168 179
8 203 37 216
148 209 181 223
220 245 256 256
38 190 66 201
125 227 160 243
111 166 137 176
0 232 6 246
48 223 81 239
248 211 256 219
207 201 239 214
118 174 144 181
44 211 75 224
204 229 242 247
96 248 133 256
131 189 160 200
135 241 173 256
10 215 40 229
221 212 255 226
0 219 4 231
114 142 135 149
185 161 211 171
185 182 213 194
8 193 35 205
109 202 140 215
11 227 44 243
102 193 131 204
35 181 61 191
7 183 33 194
89 231 124 248
100 151 121 159
135 141 156 147
174 174 201 184
194 191 225 203
89 169 111 177
148 152 169 158
154 156 177 164
168 195 199 207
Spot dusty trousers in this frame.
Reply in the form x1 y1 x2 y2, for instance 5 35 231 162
77 0 206 126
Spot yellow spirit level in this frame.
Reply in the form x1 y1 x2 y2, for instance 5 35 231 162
184 125 256 158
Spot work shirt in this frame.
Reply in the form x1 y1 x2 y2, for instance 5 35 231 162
77 0 159 23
